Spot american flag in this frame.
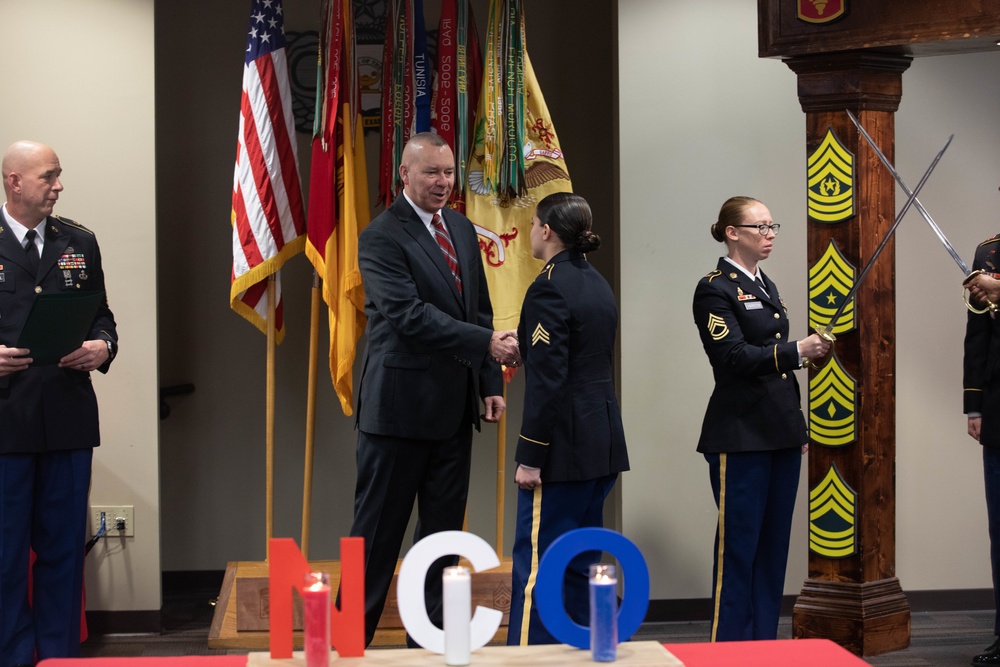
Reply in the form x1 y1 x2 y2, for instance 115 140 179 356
230 0 306 341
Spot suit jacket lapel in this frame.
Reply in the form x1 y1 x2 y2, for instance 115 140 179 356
392 196 464 307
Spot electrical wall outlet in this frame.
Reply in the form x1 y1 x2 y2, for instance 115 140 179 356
91 505 134 537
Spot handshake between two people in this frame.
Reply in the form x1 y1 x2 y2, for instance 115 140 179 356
490 330 521 368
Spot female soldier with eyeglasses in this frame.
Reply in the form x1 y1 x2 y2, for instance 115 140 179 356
692 196 830 642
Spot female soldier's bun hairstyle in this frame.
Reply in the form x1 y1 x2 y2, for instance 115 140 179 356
536 192 601 253
712 196 760 243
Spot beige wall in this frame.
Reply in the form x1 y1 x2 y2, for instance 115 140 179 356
0 0 159 611
619 0 1000 600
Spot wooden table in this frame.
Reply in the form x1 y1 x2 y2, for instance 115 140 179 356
246 641 681 665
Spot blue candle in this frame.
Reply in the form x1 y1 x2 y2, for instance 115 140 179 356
589 564 618 662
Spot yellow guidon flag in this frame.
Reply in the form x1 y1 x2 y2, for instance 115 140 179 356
464 0 572 331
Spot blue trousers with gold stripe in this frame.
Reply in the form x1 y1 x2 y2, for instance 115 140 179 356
705 448 800 642
507 474 618 646
984 446 1000 635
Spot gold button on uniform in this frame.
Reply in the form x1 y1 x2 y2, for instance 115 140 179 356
775 332 782 339
781 373 788 380
34 286 42 294
773 313 780 319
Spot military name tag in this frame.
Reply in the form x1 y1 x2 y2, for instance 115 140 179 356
744 301 763 311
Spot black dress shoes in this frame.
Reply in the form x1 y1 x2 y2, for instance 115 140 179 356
973 637 1000 665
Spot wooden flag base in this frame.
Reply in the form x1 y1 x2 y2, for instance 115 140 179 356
792 576 910 656
208 558 514 650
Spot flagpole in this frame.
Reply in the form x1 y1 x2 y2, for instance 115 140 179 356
265 275 277 561
301 271 322 558
495 383 506 558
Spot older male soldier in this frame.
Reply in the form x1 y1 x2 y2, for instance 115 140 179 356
0 141 118 666
348 132 518 646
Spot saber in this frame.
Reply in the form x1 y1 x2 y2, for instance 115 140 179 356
814 131 953 344
845 110 994 313
846 110 968 271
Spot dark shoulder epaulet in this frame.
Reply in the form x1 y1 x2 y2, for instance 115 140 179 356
53 215 95 235
704 269 722 282
979 234 1000 248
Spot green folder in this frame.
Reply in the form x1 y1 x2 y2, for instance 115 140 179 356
16 291 106 365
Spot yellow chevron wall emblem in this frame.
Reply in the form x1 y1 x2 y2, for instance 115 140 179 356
809 238 855 335
531 323 550 346
809 463 857 558
808 351 857 447
807 128 855 223
706 314 729 341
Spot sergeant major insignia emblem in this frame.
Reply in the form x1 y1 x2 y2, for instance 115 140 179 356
807 128 855 224
808 351 857 447
809 463 857 559
809 238 856 335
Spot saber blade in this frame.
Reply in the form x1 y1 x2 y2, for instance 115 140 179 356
845 110 969 274
818 131 953 337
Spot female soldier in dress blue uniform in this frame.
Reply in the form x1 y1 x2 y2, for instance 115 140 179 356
506 192 629 645
692 196 829 642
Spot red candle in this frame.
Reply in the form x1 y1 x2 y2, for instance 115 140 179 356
303 571 330 667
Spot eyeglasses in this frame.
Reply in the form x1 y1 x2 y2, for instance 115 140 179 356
733 224 780 236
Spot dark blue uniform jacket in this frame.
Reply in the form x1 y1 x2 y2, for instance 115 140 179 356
515 249 628 482
692 258 806 454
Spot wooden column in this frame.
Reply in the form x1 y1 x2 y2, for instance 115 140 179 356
785 51 912 657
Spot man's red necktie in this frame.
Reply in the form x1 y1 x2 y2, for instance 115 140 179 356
432 213 462 295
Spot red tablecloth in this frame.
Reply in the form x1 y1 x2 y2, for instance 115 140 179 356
664 638 870 666
40 659 246 667
40 639 871 666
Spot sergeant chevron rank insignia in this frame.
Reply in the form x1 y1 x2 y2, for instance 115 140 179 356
809 352 857 446
807 128 855 224
707 314 728 341
531 323 550 346
809 463 857 558
809 239 856 335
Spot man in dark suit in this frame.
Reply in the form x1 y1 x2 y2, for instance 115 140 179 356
349 132 518 646
964 233 1000 667
0 140 118 665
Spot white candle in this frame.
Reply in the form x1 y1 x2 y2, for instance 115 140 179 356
442 565 471 665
